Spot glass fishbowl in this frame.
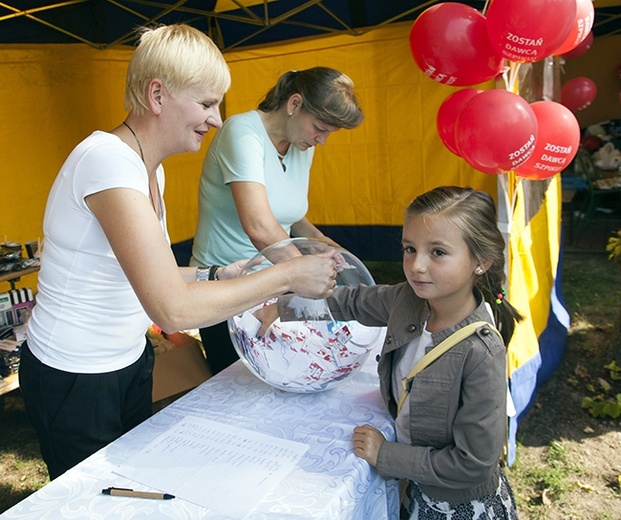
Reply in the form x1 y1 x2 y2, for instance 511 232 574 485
228 238 381 393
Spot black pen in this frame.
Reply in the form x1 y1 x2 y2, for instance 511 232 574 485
102 486 175 500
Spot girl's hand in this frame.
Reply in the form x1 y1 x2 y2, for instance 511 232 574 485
352 424 385 467
253 303 279 337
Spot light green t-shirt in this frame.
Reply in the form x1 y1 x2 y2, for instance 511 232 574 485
191 110 314 266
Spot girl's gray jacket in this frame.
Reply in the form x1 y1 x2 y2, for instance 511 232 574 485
328 282 507 503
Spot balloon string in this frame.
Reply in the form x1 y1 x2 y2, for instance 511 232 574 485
500 61 521 94
481 0 490 15
510 176 520 215
506 61 521 94
498 173 514 222
499 59 519 250
497 171 520 296
497 170 522 233
501 67 510 92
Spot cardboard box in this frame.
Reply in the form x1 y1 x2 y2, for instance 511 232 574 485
152 333 212 403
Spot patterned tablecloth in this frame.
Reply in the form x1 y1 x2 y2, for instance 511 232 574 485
2 333 399 520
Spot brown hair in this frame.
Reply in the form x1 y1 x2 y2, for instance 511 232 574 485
406 186 523 344
258 67 363 129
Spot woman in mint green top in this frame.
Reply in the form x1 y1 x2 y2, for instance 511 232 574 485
191 110 314 266
191 67 364 374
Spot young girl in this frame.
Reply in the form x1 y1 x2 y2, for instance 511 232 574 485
328 186 522 518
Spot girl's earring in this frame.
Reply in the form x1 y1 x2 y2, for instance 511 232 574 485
475 266 484 275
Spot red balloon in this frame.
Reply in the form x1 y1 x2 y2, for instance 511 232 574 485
553 0 594 56
409 3 504 86
437 89 484 156
486 0 576 62
562 30 593 58
515 101 581 179
455 90 538 174
561 77 597 111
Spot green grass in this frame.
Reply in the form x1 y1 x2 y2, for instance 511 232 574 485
0 394 49 513
507 249 621 518
510 439 586 518
561 252 621 327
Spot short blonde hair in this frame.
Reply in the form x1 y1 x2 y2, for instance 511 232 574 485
124 24 231 115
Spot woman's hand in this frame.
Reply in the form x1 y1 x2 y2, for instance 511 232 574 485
218 259 247 280
282 254 337 299
352 424 385 467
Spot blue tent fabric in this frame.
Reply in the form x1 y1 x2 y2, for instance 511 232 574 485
1 1 619 48
507 233 570 465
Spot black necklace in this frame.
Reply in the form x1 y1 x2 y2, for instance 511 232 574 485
277 150 287 172
123 121 144 162
122 121 162 220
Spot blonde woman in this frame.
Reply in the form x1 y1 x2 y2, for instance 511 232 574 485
20 25 337 480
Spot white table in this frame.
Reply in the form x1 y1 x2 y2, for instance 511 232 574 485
2 342 399 519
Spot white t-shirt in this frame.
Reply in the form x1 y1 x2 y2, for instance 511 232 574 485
27 131 168 373
191 110 313 266
393 327 433 445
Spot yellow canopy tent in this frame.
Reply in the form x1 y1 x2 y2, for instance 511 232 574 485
5 0 618 464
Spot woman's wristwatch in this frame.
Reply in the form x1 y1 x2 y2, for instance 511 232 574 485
196 265 221 281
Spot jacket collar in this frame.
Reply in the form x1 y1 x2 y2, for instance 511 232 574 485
384 285 492 353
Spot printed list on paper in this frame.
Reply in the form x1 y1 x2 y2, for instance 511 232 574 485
115 415 309 518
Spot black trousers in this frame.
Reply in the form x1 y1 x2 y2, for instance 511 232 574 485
18 339 154 480
198 320 239 375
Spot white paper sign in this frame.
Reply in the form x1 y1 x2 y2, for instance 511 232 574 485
115 416 309 518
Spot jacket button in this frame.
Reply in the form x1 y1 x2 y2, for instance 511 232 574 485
385 335 392 344
375 354 381 362
481 328 490 336
407 324 417 332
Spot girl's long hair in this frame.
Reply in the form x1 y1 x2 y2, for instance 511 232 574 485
407 186 523 345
